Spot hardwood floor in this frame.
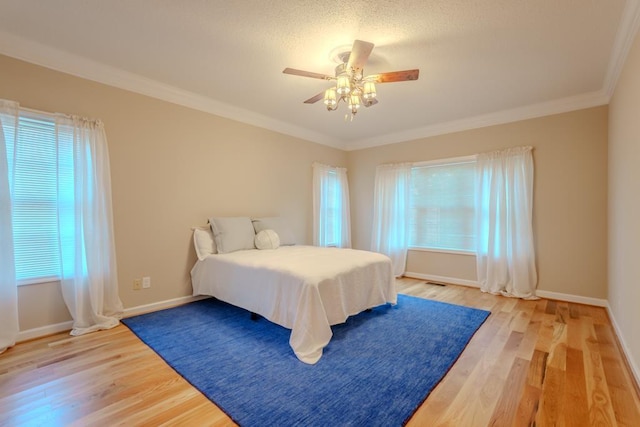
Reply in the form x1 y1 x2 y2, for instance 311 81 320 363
1 278 639 426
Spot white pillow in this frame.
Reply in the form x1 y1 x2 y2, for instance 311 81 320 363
209 216 256 254
252 217 296 245
255 229 280 250
193 227 216 260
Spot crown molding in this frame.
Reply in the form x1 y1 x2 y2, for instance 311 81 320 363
1 0 637 155
0 30 344 150
344 90 609 151
603 0 640 99
347 0 640 152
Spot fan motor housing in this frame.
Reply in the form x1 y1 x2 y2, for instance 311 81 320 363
335 63 348 77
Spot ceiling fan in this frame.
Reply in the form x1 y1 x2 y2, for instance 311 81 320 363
283 40 419 120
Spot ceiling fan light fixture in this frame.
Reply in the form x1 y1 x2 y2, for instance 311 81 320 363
283 40 419 120
363 81 377 100
336 75 351 96
348 93 361 110
323 88 338 110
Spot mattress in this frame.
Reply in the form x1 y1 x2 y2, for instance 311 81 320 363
190 245 397 364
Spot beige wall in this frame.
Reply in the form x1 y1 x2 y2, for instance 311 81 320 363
608 29 640 381
348 107 608 299
0 54 346 331
0 52 612 336
405 251 477 283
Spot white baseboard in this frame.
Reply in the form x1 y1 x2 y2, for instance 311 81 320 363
535 290 608 307
17 320 75 343
122 294 211 318
16 294 211 343
404 272 609 307
606 304 640 389
403 272 480 288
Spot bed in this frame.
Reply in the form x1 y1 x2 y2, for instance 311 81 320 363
190 236 396 364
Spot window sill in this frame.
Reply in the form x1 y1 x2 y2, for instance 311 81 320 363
17 277 61 287
408 247 476 256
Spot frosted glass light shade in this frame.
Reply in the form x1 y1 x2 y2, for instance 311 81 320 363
348 94 361 109
336 75 351 95
323 88 337 108
363 81 377 99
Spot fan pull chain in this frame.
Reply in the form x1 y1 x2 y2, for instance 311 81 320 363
344 113 357 122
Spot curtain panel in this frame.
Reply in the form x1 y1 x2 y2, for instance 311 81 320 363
0 100 19 354
312 162 351 248
55 114 124 335
475 146 538 299
370 163 412 277
0 97 124 353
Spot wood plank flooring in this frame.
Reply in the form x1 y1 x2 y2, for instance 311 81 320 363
1 278 638 426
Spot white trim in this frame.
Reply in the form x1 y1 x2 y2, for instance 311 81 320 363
16 294 211 343
402 273 611 308
603 0 640 98
17 276 60 287
403 272 480 288
122 294 211 318
412 155 477 168
0 29 616 153
17 320 74 343
1 1 638 152
534 290 608 307
408 247 476 256
606 303 640 388
0 30 344 150
345 90 609 151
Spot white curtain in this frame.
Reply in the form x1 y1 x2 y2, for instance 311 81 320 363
475 146 538 299
56 115 124 335
370 163 412 277
0 100 19 354
312 162 351 247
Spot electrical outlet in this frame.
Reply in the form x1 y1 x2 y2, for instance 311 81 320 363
133 279 142 290
142 276 151 289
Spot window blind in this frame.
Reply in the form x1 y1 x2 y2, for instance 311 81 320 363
3 113 64 283
323 170 341 247
409 160 476 252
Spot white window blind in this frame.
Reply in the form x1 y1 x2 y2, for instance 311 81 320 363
3 111 73 284
409 159 476 252
313 162 350 248
323 170 341 247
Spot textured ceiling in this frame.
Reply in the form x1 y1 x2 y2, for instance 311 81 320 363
0 0 637 150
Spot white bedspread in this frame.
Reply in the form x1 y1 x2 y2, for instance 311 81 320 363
190 245 397 364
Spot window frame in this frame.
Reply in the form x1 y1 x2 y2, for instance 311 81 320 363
408 155 477 255
322 169 342 247
3 108 65 286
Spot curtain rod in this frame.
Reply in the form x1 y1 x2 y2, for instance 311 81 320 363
20 105 101 125
20 105 56 117
1 98 54 116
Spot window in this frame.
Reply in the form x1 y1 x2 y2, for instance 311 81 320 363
3 111 74 284
312 162 351 248
322 170 343 247
409 157 476 252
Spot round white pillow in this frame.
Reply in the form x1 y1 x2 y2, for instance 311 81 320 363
255 229 280 250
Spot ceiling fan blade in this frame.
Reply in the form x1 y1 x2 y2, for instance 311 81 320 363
370 69 420 83
346 40 374 73
304 92 325 104
283 68 333 80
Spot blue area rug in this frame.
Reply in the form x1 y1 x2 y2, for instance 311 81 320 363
122 294 489 426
